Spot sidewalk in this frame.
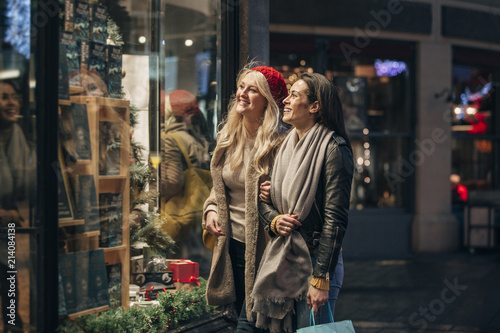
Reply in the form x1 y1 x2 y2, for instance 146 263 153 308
335 251 500 333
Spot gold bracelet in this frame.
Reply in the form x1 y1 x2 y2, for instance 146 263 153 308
270 214 282 236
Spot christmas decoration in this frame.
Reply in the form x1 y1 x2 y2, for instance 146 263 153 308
58 278 217 332
4 0 30 58
107 18 125 47
128 105 176 258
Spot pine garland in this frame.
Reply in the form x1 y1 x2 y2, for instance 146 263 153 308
58 279 217 333
107 18 125 46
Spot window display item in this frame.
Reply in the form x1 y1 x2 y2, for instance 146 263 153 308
90 4 108 44
70 103 92 161
89 249 110 308
76 174 99 233
170 259 199 285
63 0 75 33
74 0 90 42
107 263 122 308
75 251 90 312
98 192 123 247
106 45 123 98
99 121 122 175
60 32 80 87
59 43 69 100
81 41 106 83
59 253 77 314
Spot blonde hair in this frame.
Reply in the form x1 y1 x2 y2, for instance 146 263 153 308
217 66 286 175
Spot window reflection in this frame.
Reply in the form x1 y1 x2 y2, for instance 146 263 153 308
451 65 496 196
0 77 36 331
272 57 412 210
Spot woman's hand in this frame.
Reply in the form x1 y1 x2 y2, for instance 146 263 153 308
307 285 329 316
204 210 225 236
259 180 271 203
276 213 301 236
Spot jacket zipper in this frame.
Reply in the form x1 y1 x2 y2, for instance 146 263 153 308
314 200 334 282
325 234 337 282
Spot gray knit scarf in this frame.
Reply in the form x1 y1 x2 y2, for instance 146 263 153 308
250 123 334 333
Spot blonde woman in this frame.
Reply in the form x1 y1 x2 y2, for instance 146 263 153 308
202 65 288 331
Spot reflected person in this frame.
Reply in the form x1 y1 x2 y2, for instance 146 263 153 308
0 80 35 332
160 90 213 274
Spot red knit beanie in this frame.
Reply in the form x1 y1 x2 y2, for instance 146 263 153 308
168 90 202 123
251 66 288 110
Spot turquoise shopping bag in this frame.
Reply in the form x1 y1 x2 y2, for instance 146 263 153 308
296 303 356 333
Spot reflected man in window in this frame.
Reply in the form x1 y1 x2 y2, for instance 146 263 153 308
160 90 213 275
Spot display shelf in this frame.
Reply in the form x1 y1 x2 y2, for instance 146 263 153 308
99 175 129 181
103 244 127 254
67 305 110 320
58 219 85 227
59 99 71 107
69 86 85 96
58 95 131 317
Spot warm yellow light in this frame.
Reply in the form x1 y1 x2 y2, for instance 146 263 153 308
357 157 364 165
300 60 306 66
138 36 146 44
185 39 193 47
150 155 161 169
466 107 477 115
363 142 370 149
454 107 462 115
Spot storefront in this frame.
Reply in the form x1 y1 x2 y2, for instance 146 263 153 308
2 0 500 331
268 0 500 257
0 0 244 331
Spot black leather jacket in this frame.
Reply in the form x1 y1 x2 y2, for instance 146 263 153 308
258 133 354 281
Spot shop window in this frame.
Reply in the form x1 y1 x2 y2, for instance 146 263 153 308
0 0 39 330
272 52 412 210
54 0 221 329
451 64 498 204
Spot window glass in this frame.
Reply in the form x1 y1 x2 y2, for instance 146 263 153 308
451 64 497 205
0 0 37 330
56 0 220 323
350 136 409 210
272 45 413 210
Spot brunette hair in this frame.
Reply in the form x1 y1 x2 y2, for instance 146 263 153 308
300 72 351 149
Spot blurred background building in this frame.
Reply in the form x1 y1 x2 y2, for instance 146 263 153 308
0 0 499 331
262 0 500 258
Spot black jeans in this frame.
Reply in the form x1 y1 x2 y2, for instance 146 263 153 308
230 238 267 333
229 237 246 316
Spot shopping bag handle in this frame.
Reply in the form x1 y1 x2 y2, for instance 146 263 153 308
309 302 334 326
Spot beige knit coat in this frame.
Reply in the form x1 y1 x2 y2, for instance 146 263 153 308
202 144 269 320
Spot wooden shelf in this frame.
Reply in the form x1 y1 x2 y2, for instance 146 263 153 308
58 95 131 317
69 86 85 96
99 175 128 182
82 230 100 237
59 219 85 227
59 99 71 106
67 305 109 320
103 244 127 254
